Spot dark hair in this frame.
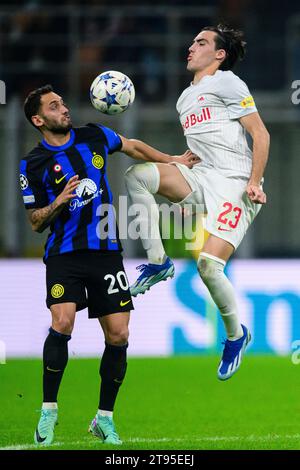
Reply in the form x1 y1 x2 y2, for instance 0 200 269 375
202 24 246 70
23 84 54 128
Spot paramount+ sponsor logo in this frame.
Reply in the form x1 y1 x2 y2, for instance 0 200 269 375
182 107 211 130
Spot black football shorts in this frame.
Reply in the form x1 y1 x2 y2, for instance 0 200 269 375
46 250 134 318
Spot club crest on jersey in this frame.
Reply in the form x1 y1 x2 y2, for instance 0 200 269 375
53 164 62 173
197 95 205 102
92 152 104 169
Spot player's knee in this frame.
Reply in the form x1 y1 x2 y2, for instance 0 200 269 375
52 317 74 335
197 257 218 285
106 327 129 346
124 162 159 194
124 164 138 184
124 164 142 192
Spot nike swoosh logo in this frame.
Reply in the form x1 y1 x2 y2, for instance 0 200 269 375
35 429 47 443
97 427 108 440
46 366 62 372
113 378 123 384
218 226 232 232
55 173 68 184
120 300 131 307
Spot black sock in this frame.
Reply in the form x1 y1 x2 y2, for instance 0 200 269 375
99 342 128 411
43 327 71 403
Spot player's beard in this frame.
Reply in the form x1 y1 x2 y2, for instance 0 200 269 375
48 122 72 135
44 117 73 135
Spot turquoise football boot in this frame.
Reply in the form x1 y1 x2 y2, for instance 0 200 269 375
34 408 58 446
88 415 122 445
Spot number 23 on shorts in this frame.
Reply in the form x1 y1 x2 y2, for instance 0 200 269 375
217 202 242 230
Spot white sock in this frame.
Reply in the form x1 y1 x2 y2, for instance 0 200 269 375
197 252 243 340
42 402 58 410
124 162 166 264
98 409 113 418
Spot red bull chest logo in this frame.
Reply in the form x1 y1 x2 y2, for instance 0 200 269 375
182 107 211 130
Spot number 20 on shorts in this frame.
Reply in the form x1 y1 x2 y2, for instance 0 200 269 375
217 202 242 229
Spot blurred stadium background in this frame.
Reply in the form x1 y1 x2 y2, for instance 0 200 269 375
1 0 300 450
2 0 300 260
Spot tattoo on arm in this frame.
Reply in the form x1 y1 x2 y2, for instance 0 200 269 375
27 175 80 232
28 201 63 233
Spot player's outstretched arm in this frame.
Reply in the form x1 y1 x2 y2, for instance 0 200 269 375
27 175 80 232
119 135 200 168
240 112 270 204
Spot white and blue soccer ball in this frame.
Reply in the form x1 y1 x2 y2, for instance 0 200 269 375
90 70 135 115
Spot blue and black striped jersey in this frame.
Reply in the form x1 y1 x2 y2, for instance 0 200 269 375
20 124 123 261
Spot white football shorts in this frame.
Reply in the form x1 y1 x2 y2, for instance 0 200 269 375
172 163 262 250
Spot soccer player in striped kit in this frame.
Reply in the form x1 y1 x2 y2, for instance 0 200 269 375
126 25 270 380
20 85 198 446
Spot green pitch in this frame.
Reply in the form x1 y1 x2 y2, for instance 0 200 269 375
0 356 299 450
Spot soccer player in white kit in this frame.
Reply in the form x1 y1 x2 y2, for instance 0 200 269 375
125 25 270 380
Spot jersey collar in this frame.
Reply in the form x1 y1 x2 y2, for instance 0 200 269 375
191 70 221 86
41 129 75 151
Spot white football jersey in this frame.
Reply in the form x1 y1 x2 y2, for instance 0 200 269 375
176 70 257 178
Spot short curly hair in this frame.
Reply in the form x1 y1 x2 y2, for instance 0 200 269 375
202 24 246 70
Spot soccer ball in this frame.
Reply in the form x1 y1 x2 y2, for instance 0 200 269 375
90 70 135 115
